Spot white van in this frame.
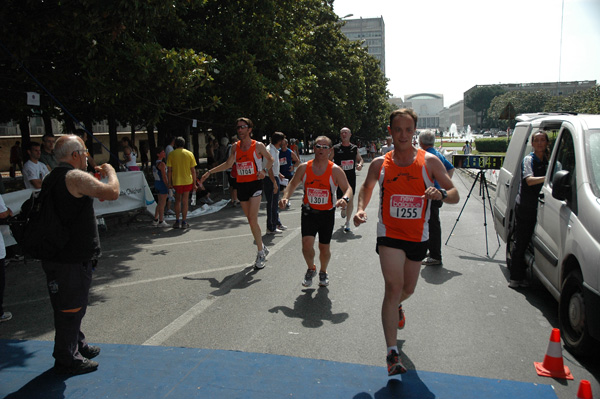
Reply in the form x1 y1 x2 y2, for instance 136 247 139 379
493 112 600 355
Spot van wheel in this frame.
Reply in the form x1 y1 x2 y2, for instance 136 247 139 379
559 270 593 355
505 230 516 270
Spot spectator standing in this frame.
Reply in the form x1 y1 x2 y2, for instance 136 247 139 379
418 130 455 266
264 132 286 233
279 136 352 287
22 142 50 190
380 136 394 155
122 137 140 171
42 134 119 375
297 140 304 156
331 127 363 232
9 141 22 179
0 194 13 322
152 147 169 227
167 137 198 229
201 117 273 269
353 109 459 376
40 133 59 170
508 130 550 288
462 140 472 155
279 138 300 208
226 137 240 207
290 139 299 158
165 136 176 216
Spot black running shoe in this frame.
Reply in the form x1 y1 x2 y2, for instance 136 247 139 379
386 350 407 376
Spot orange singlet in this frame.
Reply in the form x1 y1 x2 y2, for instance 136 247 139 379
235 140 263 183
302 160 337 211
377 149 434 242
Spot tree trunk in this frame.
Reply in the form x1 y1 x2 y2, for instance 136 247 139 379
42 113 53 135
84 118 94 156
19 117 31 162
108 117 120 170
147 124 156 164
130 124 136 150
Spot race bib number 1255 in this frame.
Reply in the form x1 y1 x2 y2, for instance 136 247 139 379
390 194 424 219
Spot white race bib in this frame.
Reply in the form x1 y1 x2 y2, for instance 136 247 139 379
237 161 255 176
390 195 424 219
341 160 354 170
279 157 287 166
307 188 330 205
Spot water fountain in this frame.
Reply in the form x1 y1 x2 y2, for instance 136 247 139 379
449 123 458 139
464 125 473 142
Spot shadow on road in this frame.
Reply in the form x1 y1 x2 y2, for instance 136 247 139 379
268 288 349 328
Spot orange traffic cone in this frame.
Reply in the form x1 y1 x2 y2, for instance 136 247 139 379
577 380 593 399
534 328 573 379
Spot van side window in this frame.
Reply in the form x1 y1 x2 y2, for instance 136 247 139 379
550 129 577 207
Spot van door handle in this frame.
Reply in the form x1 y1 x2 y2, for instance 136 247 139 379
538 192 545 204
505 182 510 187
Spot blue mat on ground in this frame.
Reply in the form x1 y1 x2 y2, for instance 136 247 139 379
0 339 557 399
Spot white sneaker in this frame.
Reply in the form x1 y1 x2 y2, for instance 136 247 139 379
157 221 169 227
254 251 267 269
277 224 288 231
0 312 12 322
152 219 159 226
266 228 283 234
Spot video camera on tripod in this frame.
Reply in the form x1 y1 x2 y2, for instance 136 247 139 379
446 154 504 256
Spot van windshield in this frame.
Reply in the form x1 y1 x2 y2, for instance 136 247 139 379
588 129 600 197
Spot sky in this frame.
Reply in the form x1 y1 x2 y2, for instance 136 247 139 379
333 0 600 108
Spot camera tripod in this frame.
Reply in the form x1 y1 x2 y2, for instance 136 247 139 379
445 170 500 256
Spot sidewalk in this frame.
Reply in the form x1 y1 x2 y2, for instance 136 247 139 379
0 339 557 399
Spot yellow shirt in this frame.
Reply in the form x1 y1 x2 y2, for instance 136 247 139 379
166 148 197 186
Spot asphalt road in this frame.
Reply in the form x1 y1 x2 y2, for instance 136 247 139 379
1 164 598 398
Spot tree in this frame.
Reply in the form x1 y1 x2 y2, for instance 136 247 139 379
465 85 506 129
544 86 600 114
488 90 551 129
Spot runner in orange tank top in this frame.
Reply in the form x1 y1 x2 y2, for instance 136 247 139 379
201 117 274 270
280 136 352 288
353 109 459 376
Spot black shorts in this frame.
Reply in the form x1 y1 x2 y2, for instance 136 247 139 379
237 180 263 202
227 172 238 190
337 173 356 198
301 207 336 244
376 237 428 262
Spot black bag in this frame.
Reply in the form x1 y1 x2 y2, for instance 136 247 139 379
10 176 69 260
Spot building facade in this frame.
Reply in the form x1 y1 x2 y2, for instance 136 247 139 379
463 80 597 128
341 17 385 75
404 93 443 129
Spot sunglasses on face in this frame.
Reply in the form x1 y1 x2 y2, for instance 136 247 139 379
314 144 331 149
236 125 249 130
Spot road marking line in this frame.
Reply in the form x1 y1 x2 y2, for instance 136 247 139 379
6 228 301 309
142 228 301 346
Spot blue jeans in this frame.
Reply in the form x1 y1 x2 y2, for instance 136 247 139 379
263 176 280 231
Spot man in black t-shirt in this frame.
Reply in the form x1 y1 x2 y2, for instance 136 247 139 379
331 127 364 232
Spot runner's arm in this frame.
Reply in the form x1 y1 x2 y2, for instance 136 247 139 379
202 145 236 183
353 158 382 226
279 163 306 209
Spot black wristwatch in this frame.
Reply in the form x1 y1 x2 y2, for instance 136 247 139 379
342 196 350 203
438 188 448 200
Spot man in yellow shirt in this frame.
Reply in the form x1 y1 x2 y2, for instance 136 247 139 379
167 137 198 229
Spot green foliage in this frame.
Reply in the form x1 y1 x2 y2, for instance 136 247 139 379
474 138 509 153
465 85 506 128
544 86 600 114
0 0 390 144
